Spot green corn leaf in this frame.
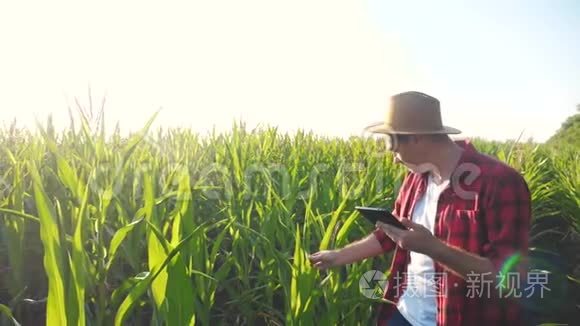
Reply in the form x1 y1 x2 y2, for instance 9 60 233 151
0 304 21 326
106 218 144 271
119 110 160 169
29 161 68 326
67 184 90 326
335 210 359 245
0 208 40 223
164 250 195 326
289 227 301 320
114 222 208 326
319 195 349 251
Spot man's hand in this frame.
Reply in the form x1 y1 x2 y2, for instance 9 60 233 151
377 218 442 256
308 234 386 270
379 218 499 283
308 250 341 270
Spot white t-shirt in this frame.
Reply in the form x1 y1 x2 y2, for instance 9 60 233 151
397 174 449 326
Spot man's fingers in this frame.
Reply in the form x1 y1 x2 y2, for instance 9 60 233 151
378 222 403 239
400 218 426 232
309 252 327 265
400 218 414 229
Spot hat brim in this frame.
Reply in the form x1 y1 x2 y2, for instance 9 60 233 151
363 121 461 135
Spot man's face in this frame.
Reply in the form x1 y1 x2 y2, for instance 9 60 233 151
389 134 433 174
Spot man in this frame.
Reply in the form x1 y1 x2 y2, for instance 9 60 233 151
309 91 531 325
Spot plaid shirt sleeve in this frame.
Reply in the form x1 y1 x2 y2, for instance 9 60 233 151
481 169 532 282
372 221 396 253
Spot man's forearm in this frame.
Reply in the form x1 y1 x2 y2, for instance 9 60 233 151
429 239 495 281
336 234 384 265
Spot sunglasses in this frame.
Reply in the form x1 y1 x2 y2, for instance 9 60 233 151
384 134 411 152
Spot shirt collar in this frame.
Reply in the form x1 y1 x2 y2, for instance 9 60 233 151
454 138 479 166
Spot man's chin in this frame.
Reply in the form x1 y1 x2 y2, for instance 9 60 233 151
404 163 433 174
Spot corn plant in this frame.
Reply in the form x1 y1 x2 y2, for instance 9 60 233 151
0 113 578 325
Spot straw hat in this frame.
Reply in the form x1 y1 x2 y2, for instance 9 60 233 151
364 91 461 135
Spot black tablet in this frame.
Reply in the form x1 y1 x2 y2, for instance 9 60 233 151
355 206 407 230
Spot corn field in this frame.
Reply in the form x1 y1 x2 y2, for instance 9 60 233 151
0 112 578 325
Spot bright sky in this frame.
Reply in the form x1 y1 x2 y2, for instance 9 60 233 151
1 0 578 142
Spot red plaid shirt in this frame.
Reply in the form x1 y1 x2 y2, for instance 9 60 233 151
372 140 532 326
